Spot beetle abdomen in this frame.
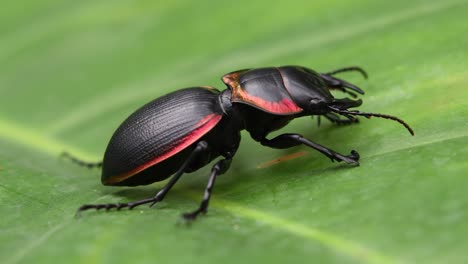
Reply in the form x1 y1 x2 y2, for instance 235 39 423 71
102 87 223 186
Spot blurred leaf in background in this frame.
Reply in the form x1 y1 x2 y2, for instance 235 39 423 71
1 0 467 264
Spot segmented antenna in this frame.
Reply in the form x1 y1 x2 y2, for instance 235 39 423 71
328 107 415 136
61 152 103 168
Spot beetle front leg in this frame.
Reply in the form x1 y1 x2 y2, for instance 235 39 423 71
182 157 232 221
77 141 210 215
260 133 359 165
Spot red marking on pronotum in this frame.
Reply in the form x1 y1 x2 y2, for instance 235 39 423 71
257 151 308 169
223 71 303 115
232 88 303 115
104 113 223 185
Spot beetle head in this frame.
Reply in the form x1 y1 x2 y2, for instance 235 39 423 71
302 79 364 116
305 67 414 136
283 66 366 116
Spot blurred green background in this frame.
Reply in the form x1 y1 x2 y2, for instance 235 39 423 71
1 0 467 263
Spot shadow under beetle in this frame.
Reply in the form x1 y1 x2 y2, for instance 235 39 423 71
65 65 414 221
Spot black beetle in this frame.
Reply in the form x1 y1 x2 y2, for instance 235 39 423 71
65 65 414 221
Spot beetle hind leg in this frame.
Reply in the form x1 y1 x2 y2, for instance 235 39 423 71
61 152 102 169
76 141 209 215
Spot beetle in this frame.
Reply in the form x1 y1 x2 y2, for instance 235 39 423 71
65 65 414 221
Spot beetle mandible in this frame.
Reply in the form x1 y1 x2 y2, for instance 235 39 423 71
65 66 414 221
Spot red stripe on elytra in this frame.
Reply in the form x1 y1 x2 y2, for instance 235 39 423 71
104 113 223 185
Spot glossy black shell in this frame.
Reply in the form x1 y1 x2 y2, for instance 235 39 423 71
101 87 223 186
223 66 333 115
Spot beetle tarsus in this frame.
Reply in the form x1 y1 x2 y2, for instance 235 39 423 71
326 150 359 165
76 199 155 214
75 197 153 213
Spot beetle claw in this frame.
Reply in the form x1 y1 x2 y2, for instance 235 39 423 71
350 150 360 160
342 150 360 166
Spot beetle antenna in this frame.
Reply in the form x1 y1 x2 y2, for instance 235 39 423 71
328 107 414 136
325 66 368 79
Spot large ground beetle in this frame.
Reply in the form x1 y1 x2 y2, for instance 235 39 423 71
64 65 414 221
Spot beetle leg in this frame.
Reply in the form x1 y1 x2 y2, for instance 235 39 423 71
76 141 209 215
324 113 359 125
260 133 359 165
61 152 102 169
182 158 232 221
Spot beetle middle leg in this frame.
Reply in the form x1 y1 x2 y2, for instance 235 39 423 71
260 133 359 165
77 141 210 214
182 157 232 221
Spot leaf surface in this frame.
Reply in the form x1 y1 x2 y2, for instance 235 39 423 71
1 1 467 263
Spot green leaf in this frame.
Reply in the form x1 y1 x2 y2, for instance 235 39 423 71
1 1 467 264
